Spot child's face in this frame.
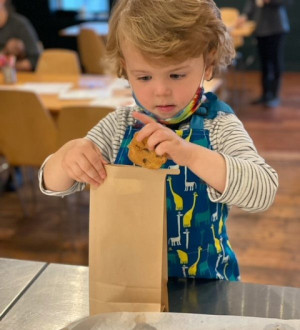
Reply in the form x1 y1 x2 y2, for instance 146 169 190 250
122 43 211 119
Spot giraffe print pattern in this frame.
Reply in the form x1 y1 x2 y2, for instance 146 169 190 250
114 102 240 281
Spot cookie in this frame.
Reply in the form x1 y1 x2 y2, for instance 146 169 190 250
128 132 167 169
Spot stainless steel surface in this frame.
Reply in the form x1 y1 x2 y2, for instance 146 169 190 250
0 263 89 330
168 278 300 319
1 259 299 330
0 258 46 319
62 312 300 330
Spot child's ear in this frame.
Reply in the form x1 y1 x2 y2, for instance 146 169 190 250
120 57 126 70
120 57 126 72
120 57 128 79
204 50 216 81
204 65 214 81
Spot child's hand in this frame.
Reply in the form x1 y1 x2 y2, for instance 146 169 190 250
132 112 194 167
60 138 108 187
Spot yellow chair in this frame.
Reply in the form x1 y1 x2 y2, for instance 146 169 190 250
77 29 106 74
0 90 58 215
219 7 247 111
0 90 58 166
57 105 114 147
36 49 81 75
220 8 244 49
220 7 240 29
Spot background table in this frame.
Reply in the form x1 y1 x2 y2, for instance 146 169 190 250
0 72 222 114
0 258 299 330
0 72 114 114
59 20 255 39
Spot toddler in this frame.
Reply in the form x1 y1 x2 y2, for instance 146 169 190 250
40 0 278 280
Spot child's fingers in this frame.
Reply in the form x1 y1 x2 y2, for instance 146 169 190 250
84 145 108 179
77 161 102 184
94 157 107 180
132 111 166 142
136 123 162 142
146 129 171 151
79 154 106 183
87 153 107 179
94 144 109 164
154 140 171 157
68 163 103 186
132 111 156 125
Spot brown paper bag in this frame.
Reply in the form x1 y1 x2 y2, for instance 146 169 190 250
89 164 179 315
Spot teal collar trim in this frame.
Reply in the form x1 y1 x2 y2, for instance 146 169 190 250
196 92 235 119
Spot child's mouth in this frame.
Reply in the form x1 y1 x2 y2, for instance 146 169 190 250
156 105 176 113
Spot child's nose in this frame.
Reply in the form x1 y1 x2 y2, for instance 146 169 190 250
154 82 172 96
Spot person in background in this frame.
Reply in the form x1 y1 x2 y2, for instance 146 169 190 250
39 0 278 280
0 0 40 71
237 0 292 108
0 0 41 190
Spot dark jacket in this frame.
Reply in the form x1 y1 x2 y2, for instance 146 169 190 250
243 0 292 37
0 13 40 69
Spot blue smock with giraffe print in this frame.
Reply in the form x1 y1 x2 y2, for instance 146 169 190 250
115 92 240 280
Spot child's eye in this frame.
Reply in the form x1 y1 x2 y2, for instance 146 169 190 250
137 76 152 81
170 74 186 79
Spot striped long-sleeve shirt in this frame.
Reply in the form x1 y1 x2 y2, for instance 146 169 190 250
39 105 278 212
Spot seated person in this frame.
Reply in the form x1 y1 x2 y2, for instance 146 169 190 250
0 0 40 71
0 0 40 190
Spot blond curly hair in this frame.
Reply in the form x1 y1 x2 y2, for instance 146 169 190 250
106 0 235 78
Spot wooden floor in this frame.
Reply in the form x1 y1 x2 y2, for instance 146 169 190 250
0 71 299 288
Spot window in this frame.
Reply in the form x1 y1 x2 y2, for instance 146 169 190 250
49 0 109 18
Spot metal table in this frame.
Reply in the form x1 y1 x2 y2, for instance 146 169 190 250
0 258 299 330
0 262 89 330
0 258 46 319
168 277 300 320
